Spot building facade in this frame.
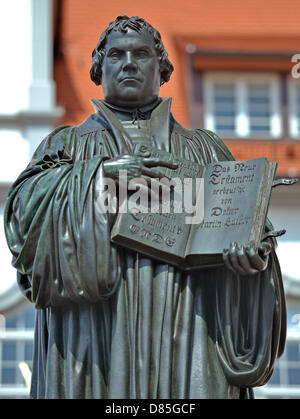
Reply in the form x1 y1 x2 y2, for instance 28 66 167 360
0 0 62 397
0 0 299 398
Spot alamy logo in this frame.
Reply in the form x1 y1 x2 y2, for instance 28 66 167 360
291 54 300 79
95 171 205 225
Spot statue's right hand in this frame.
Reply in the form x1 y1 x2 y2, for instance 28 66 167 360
103 154 177 182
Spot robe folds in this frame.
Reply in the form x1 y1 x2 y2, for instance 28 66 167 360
4 98 286 399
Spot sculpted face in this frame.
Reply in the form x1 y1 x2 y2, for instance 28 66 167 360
101 28 161 108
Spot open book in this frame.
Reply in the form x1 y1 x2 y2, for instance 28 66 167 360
111 144 278 269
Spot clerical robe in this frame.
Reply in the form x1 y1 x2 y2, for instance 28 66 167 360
4 98 286 399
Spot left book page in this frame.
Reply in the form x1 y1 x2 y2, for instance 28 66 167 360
111 144 206 265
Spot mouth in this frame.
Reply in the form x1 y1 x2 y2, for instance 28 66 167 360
119 77 142 83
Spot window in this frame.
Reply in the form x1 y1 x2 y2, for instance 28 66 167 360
212 83 236 134
254 303 300 399
288 77 300 139
268 339 300 386
248 83 271 133
0 305 34 398
254 334 300 399
203 72 282 139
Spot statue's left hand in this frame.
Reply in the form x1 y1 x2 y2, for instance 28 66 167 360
222 241 272 275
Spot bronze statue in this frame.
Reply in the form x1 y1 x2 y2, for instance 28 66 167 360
4 15 286 399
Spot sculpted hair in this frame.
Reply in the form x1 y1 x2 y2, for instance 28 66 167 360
90 15 174 86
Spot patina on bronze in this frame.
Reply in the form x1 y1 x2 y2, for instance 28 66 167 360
111 146 280 269
4 15 286 399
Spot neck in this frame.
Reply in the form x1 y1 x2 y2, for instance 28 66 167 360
104 95 159 110
102 97 162 121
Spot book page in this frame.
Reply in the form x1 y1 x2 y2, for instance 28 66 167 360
186 158 272 257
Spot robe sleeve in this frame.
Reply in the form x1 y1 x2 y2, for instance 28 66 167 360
209 249 286 388
4 126 122 308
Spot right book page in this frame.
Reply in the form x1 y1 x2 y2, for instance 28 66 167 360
185 158 277 264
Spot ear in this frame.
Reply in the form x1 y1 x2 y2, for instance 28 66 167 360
159 68 165 86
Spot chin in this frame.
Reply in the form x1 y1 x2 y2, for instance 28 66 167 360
121 88 142 99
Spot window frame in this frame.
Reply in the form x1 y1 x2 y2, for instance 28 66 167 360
0 305 34 398
287 75 300 140
203 71 282 139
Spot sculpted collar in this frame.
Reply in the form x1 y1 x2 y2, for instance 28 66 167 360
90 97 172 153
102 98 162 123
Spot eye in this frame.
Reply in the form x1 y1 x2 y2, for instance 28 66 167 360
135 49 150 58
108 50 122 60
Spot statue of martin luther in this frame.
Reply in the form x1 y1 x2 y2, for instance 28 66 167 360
4 15 286 399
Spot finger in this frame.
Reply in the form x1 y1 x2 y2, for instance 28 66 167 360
236 245 259 275
143 158 178 170
258 242 272 257
223 247 235 272
126 164 157 179
141 167 166 178
246 245 268 271
127 167 144 179
129 177 171 199
228 242 248 275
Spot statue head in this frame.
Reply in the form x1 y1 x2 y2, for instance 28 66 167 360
90 15 174 88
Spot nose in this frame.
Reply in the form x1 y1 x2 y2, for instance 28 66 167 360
122 52 137 72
